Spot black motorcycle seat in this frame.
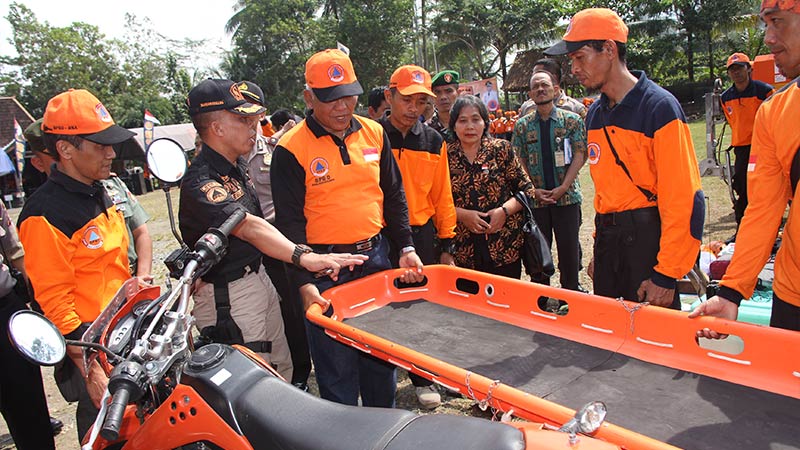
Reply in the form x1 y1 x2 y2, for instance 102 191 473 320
235 375 525 450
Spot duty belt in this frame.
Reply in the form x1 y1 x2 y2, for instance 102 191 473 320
318 234 382 254
595 207 659 227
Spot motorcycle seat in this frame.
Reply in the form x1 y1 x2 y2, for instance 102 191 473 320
236 375 525 450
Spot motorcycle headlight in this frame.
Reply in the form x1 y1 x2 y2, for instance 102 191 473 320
576 401 607 434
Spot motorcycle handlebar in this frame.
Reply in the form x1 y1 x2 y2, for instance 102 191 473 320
100 384 132 441
215 208 246 239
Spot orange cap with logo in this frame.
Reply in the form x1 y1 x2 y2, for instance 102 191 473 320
545 8 628 56
761 0 800 12
42 89 135 145
305 49 364 102
389 65 435 97
726 52 752 68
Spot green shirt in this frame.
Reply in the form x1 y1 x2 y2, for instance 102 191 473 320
512 107 587 208
101 176 149 268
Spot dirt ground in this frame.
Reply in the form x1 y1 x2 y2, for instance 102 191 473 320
0 144 738 449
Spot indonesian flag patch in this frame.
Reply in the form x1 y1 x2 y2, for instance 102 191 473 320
363 147 379 162
747 154 757 172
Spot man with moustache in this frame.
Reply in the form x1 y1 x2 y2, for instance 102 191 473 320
513 70 587 291
546 8 705 309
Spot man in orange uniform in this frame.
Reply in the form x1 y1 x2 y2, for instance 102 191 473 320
691 0 800 333
379 65 457 409
271 49 423 407
546 8 705 309
720 52 774 229
18 89 135 441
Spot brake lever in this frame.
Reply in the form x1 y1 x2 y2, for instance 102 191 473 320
82 389 111 450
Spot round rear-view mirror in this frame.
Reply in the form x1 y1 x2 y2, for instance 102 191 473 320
8 310 66 366
147 138 188 184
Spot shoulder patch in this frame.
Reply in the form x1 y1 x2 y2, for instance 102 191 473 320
200 181 228 203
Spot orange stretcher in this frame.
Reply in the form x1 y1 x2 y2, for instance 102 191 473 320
307 266 800 450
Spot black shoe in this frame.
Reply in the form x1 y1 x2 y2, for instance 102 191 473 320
293 382 309 392
50 417 63 436
576 284 589 294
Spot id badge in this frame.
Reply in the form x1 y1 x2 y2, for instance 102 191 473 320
554 150 566 167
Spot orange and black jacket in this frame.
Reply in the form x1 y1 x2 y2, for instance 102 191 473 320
18 167 130 338
272 114 413 287
585 71 705 287
378 116 456 246
720 78 800 307
720 79 774 147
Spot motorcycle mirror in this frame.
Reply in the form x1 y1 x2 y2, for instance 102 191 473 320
574 401 607 434
8 310 66 366
146 138 187 184
558 400 607 442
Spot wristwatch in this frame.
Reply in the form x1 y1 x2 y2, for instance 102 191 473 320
400 245 416 255
267 136 279 146
292 244 313 268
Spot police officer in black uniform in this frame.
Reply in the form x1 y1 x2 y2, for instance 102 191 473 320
180 78 367 381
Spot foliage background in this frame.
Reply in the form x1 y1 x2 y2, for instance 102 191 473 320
1 0 767 121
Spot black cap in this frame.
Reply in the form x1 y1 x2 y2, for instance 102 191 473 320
237 81 265 107
187 79 266 117
23 118 49 154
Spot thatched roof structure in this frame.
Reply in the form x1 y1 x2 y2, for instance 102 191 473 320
504 49 579 92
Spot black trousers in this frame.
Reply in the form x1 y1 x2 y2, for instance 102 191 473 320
530 203 581 290
593 208 680 310
262 255 312 386
0 293 55 450
388 220 436 388
732 145 751 226
771 292 800 331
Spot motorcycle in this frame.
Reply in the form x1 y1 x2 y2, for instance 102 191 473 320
7 138 616 450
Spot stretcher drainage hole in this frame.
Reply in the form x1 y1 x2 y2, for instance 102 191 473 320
485 284 495 297
190 407 197 416
536 296 569 316
455 278 479 295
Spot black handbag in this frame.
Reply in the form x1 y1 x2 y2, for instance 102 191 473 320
514 192 555 277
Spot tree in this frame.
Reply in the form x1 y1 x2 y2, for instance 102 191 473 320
431 0 560 109
224 0 326 111
2 2 118 118
331 0 415 92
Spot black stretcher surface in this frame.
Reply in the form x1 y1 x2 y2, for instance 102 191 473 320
345 300 800 450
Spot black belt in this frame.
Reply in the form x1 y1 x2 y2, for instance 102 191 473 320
595 207 659 227
319 234 382 254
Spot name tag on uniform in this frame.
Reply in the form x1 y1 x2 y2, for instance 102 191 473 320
554 150 566 167
362 147 379 162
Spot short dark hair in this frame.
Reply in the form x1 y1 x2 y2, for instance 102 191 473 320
191 110 221 138
449 95 491 139
585 40 626 63
368 86 387 110
270 109 296 129
41 133 84 161
532 58 562 85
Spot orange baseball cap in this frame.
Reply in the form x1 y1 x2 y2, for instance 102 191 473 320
726 52 752 68
761 0 800 12
42 89 135 145
389 65 435 97
305 49 363 102
545 8 628 56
